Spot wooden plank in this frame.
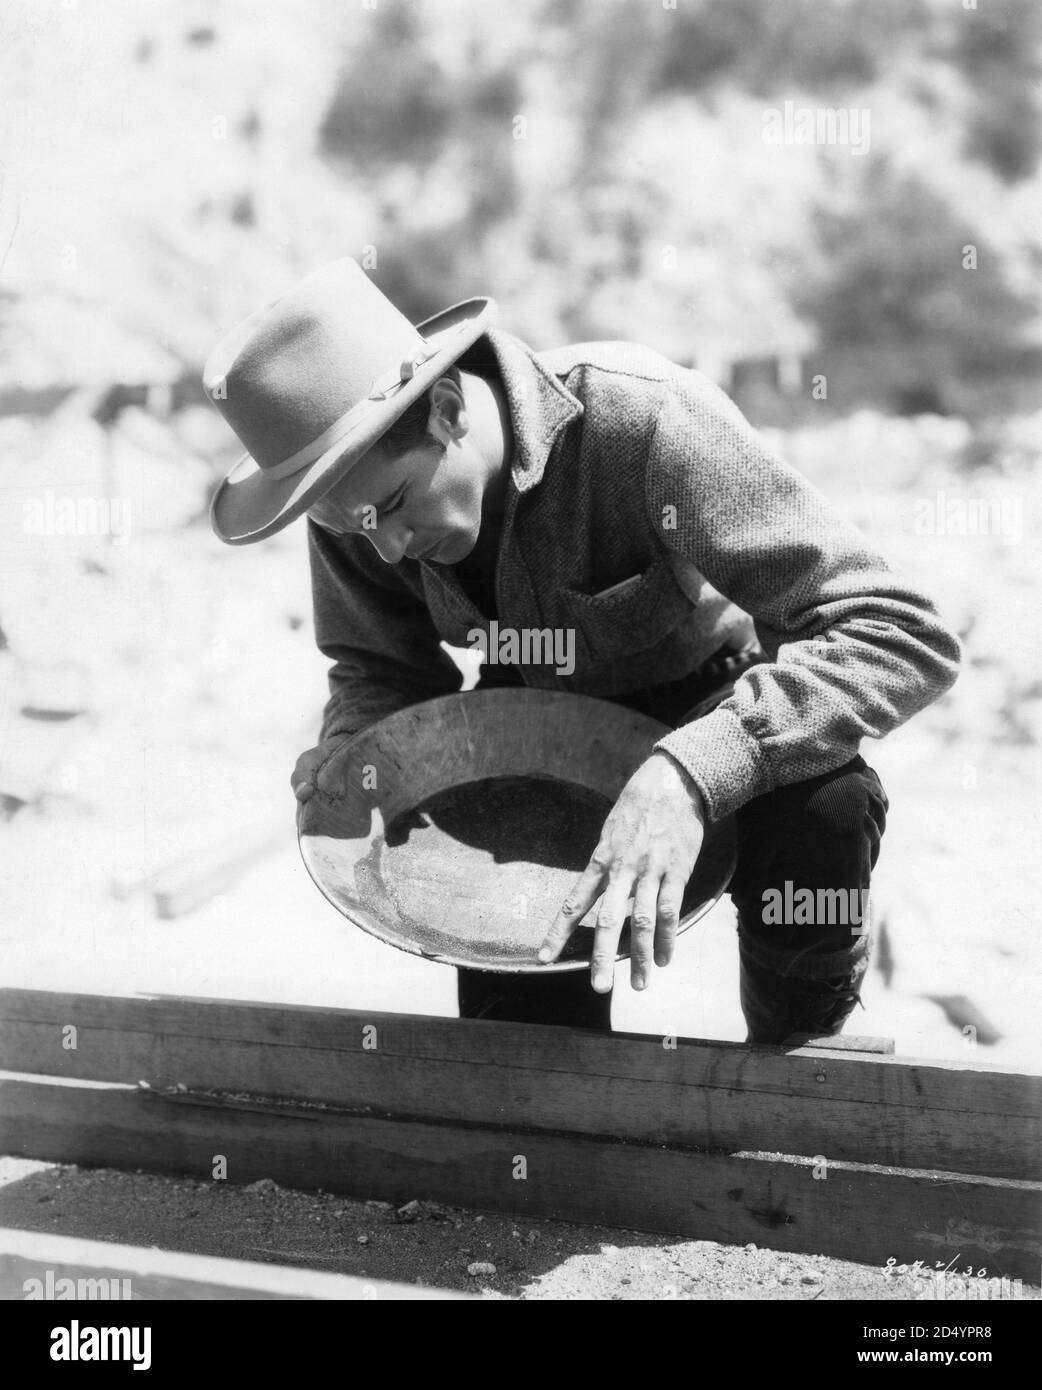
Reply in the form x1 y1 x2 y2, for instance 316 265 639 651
111 714 321 917
0 374 201 422
0 1227 469 1301
149 823 288 919
0 714 88 806
1 990 1038 1180
1 1073 1037 1282
783 1033 895 1054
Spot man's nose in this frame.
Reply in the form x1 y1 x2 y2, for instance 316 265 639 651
367 520 412 565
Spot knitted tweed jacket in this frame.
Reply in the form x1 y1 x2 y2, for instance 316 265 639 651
308 327 961 823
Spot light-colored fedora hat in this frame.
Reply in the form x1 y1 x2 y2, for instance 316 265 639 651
204 258 496 544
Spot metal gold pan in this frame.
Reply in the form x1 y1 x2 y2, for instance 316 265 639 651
298 689 736 973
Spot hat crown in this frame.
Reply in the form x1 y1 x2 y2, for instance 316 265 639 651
203 259 425 470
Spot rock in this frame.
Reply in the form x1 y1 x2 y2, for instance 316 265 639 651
365 1200 395 1217
245 1178 279 1196
466 1261 497 1277
357 1234 370 1245
800 1275 820 1285
395 1200 423 1223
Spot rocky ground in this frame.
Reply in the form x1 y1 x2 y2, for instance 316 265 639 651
8 1159 1033 1301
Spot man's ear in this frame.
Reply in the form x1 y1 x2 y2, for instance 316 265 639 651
426 375 468 446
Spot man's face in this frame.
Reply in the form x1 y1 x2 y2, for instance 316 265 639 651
307 380 490 566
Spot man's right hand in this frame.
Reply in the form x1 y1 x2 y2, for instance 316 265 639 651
291 736 351 803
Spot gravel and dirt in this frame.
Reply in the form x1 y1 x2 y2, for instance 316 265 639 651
10 1158 1033 1301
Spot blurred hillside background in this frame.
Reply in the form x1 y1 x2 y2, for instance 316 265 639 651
1 0 1039 1063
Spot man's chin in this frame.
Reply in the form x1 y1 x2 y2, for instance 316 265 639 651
435 534 474 564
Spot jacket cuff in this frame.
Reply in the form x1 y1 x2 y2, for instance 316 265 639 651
653 706 773 823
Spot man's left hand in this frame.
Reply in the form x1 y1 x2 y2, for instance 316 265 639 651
538 751 706 992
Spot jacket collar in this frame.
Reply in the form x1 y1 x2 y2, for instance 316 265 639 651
480 328 583 493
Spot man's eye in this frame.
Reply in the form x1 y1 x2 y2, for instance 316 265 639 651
380 490 406 518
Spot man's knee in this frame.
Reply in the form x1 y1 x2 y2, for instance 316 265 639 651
740 757 887 849
795 760 888 842
730 757 888 921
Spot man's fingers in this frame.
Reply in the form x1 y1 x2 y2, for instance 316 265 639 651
538 859 607 963
629 876 660 990
313 754 342 795
590 871 636 993
654 874 686 967
291 755 320 799
292 739 351 803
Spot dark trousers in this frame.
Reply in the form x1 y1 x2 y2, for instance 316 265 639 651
457 659 888 1042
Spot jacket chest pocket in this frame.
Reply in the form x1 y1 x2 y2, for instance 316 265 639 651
560 557 692 663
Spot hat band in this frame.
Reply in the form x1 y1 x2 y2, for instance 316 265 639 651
260 328 462 482
260 382 400 481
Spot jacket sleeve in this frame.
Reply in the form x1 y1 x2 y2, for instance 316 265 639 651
308 520 463 743
643 374 962 822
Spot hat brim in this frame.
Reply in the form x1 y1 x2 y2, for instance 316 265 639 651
209 296 496 546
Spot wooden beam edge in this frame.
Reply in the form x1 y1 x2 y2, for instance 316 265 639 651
0 1228 470 1301
2 989 1037 1075
1 1073 1038 1282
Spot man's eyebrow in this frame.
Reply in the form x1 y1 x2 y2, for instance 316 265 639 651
315 481 405 535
